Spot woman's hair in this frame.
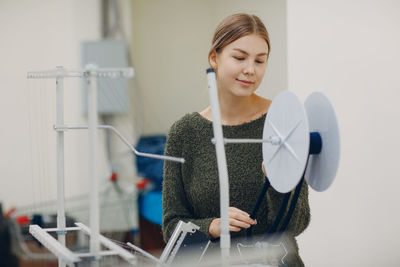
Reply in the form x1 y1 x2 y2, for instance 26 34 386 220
209 13 271 62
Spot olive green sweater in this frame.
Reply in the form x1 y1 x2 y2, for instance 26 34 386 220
162 112 310 266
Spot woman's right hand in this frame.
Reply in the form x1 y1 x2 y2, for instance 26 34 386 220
208 207 257 238
262 161 267 177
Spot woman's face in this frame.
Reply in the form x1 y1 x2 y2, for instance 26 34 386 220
210 34 268 98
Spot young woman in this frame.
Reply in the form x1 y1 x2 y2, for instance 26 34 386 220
162 13 310 266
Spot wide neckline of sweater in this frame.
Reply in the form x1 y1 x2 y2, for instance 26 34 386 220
192 112 266 129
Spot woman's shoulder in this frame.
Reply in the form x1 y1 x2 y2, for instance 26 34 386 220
167 112 202 138
169 112 197 129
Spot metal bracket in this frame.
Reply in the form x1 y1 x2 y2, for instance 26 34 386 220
29 223 137 266
127 220 200 266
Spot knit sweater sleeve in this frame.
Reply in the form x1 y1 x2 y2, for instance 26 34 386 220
288 179 311 236
162 118 216 242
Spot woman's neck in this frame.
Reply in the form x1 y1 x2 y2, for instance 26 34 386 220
218 93 258 125
200 92 269 126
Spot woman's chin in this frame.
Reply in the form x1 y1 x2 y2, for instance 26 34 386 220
231 89 255 98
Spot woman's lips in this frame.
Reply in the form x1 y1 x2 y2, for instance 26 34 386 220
236 79 255 86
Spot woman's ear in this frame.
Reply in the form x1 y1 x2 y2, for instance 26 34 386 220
209 50 218 70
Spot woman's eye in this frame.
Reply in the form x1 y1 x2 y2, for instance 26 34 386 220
234 57 245 61
256 60 265 64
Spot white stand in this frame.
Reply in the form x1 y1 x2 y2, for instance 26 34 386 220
28 66 137 266
87 65 100 266
55 66 67 267
206 69 230 263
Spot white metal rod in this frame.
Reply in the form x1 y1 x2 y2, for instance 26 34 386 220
44 227 81 232
27 67 134 79
87 69 100 265
206 68 230 262
76 223 136 264
166 231 187 265
159 220 184 263
101 125 182 162
75 251 119 257
126 242 161 264
57 125 184 163
211 137 281 145
11 218 56 261
56 66 67 267
27 70 83 79
223 138 267 143
29 225 80 266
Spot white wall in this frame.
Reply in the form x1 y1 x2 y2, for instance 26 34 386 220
130 0 287 135
0 0 286 228
288 0 400 266
0 0 105 209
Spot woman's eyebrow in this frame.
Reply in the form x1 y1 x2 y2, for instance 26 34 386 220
233 48 267 56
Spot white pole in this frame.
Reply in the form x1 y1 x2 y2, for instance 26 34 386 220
87 66 100 266
55 66 67 267
206 68 230 263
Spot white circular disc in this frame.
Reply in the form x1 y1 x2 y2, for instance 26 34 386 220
263 91 310 193
304 92 340 192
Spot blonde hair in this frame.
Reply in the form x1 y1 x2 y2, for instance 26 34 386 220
209 13 271 63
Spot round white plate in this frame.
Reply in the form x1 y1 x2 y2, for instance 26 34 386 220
262 91 310 193
304 92 340 191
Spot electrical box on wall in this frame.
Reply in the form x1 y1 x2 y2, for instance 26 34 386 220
81 40 130 115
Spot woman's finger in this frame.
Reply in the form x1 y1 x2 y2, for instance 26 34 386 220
229 226 241 232
229 207 256 225
229 207 250 217
231 213 255 225
229 218 251 229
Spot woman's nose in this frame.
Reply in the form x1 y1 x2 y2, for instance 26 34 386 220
243 62 255 75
